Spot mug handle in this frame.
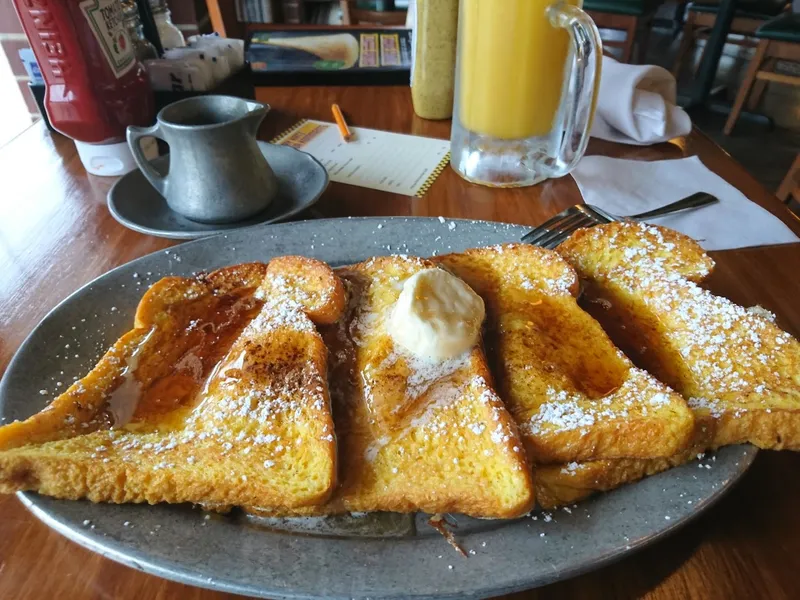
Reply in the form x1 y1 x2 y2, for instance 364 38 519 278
127 123 167 196
546 3 602 178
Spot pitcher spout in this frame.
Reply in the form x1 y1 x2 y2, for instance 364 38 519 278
244 101 270 136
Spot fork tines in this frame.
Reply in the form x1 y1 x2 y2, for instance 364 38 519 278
521 205 611 249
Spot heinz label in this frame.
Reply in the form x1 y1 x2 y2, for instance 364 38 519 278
79 0 135 78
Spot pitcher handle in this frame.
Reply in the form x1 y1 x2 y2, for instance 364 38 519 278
127 123 167 196
546 3 602 178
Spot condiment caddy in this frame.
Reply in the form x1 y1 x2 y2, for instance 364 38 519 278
148 34 246 93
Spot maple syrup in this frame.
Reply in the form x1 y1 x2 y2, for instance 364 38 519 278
494 290 628 401
126 287 264 426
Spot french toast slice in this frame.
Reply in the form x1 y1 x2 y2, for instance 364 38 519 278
0 258 345 508
257 255 346 325
534 458 678 509
256 255 535 518
0 263 269 450
558 222 800 451
532 424 714 508
437 245 695 465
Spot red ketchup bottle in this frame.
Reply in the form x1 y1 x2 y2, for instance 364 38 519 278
13 0 155 175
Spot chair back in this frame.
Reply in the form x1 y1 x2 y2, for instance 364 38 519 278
340 1 407 25
690 0 790 17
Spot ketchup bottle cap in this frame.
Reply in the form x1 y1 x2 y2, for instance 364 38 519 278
75 139 157 177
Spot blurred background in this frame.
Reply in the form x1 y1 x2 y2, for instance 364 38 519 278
2 0 797 195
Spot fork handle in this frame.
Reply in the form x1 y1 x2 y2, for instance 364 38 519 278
629 192 719 221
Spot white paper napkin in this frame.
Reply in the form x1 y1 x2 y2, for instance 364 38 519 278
571 155 799 251
591 57 692 145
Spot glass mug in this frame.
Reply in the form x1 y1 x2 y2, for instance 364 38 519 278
450 0 602 187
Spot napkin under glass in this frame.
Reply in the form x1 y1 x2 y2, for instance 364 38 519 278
571 155 799 251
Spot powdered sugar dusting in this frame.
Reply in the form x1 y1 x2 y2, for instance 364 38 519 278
247 298 315 334
257 272 313 305
524 368 681 436
560 462 581 476
562 222 799 422
482 244 576 295
89 296 332 478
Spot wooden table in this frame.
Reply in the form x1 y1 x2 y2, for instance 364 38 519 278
1 86 799 600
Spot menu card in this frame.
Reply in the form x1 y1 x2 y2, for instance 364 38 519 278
272 119 450 197
249 29 411 74
247 29 412 85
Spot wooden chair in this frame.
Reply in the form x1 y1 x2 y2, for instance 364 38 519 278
671 0 788 80
340 1 407 25
777 153 800 204
585 0 663 64
724 13 800 135
206 0 248 38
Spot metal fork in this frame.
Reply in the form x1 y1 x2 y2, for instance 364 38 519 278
520 192 719 249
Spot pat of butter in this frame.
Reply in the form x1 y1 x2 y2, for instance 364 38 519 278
388 268 485 361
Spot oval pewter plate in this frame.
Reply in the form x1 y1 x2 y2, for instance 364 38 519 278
0 217 756 600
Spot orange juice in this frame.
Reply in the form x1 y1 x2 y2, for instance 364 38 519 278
458 0 579 140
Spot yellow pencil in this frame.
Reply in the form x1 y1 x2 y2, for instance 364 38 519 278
332 104 353 142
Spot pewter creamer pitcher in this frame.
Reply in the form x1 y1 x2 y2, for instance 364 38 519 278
127 95 278 223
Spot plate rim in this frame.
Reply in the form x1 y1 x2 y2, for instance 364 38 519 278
18 446 757 600
106 143 329 240
0 216 760 599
